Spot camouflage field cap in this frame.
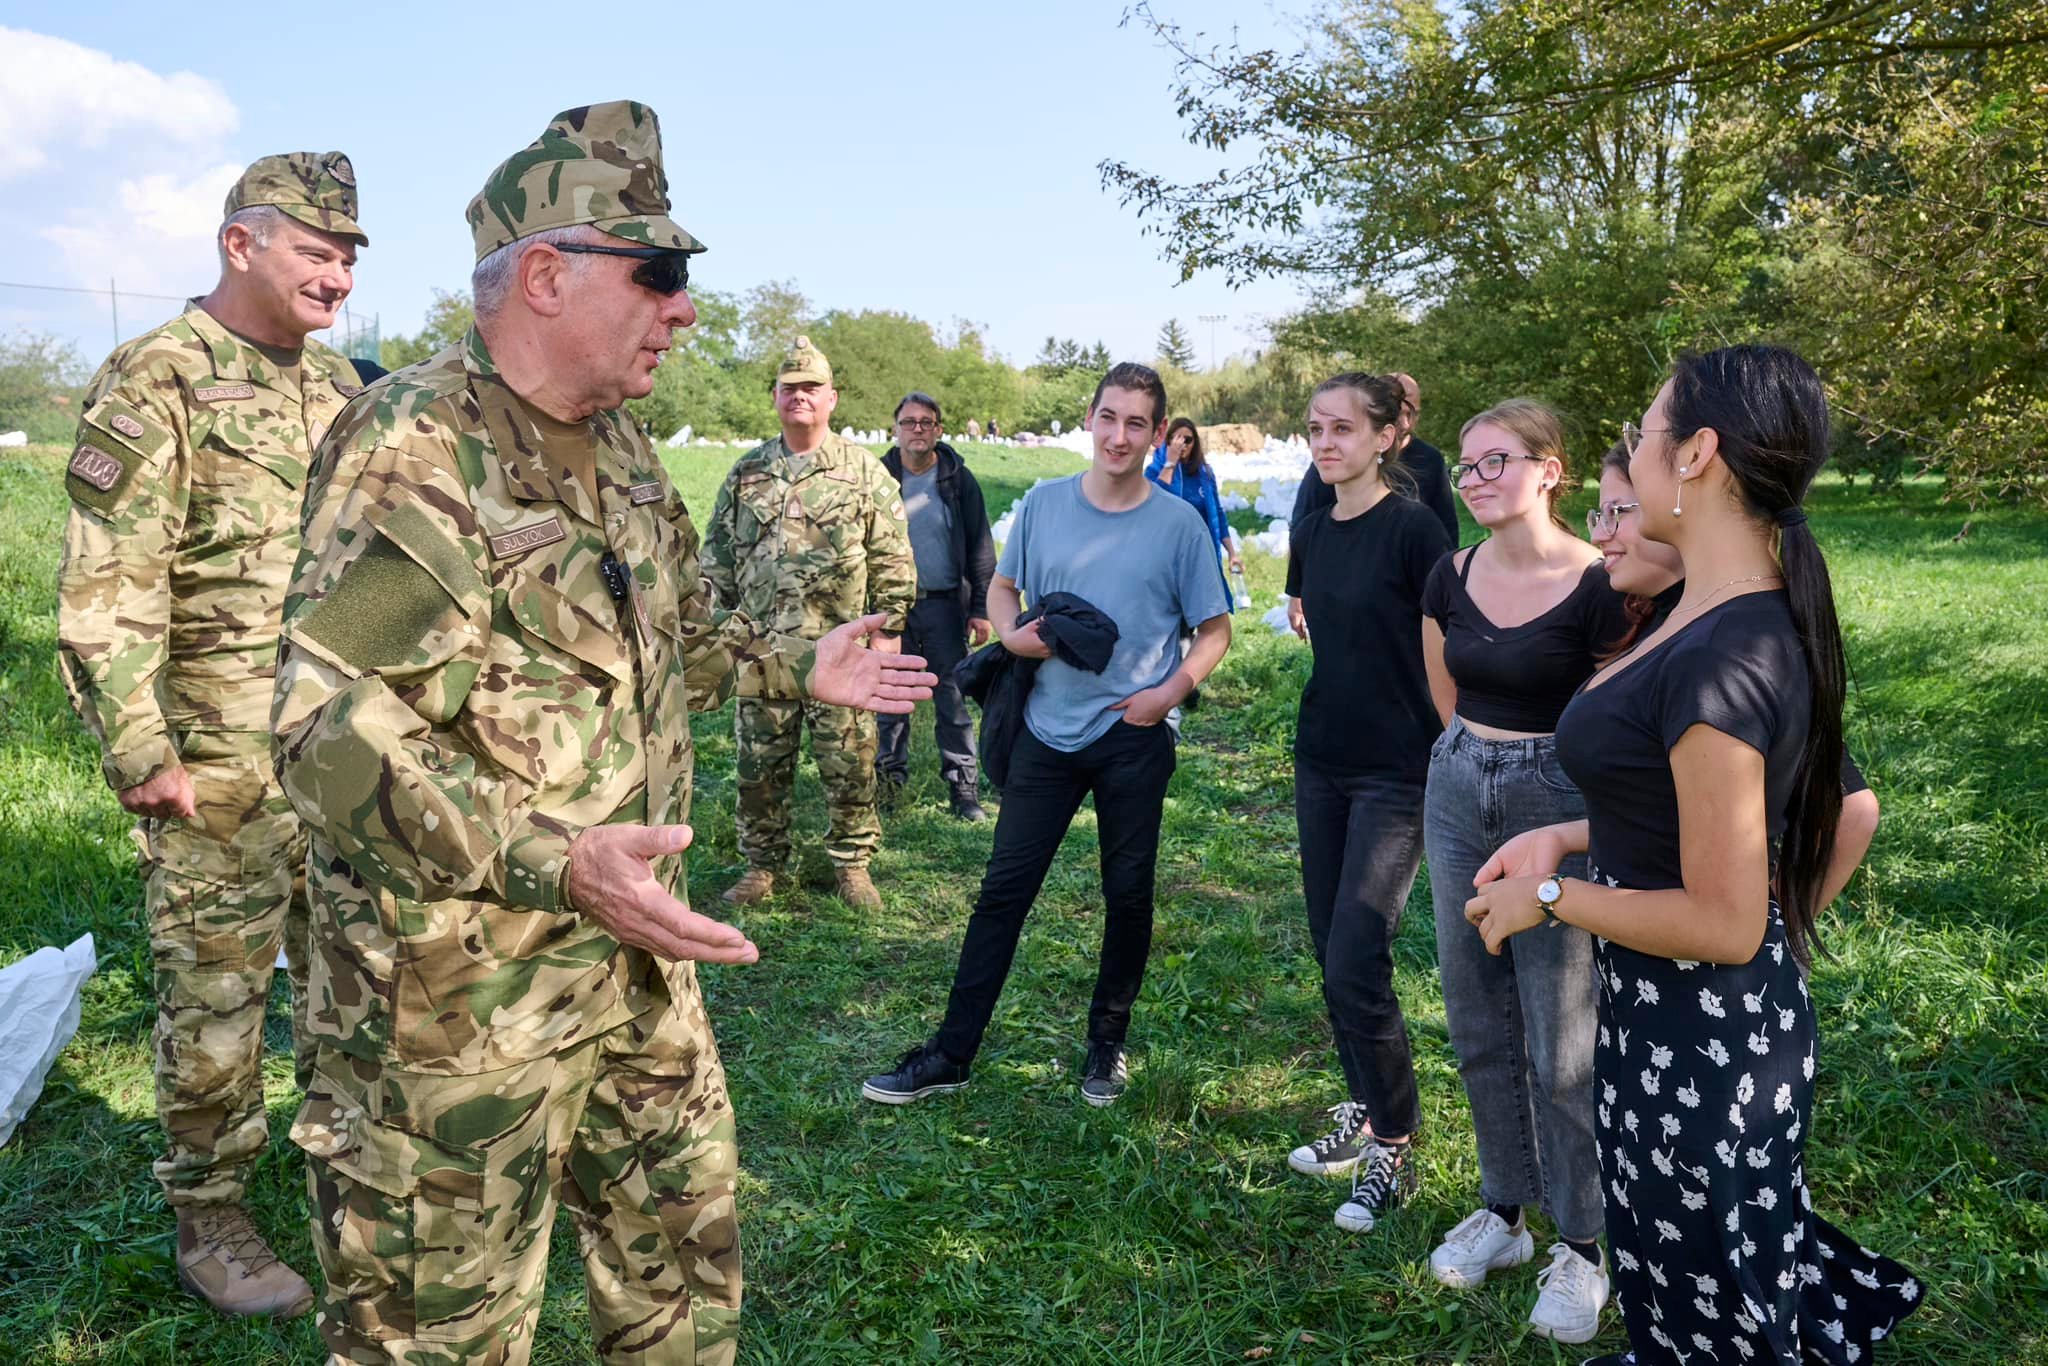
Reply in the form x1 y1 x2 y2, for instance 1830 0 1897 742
777 335 833 388
223 152 367 245
467 100 706 264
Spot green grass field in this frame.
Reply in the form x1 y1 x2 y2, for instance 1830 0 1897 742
0 441 2042 1363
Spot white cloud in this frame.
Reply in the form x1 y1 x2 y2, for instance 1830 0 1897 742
0 27 238 180
42 162 246 297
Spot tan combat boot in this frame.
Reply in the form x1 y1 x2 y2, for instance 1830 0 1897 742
721 867 777 906
175 1204 314 1319
834 866 883 910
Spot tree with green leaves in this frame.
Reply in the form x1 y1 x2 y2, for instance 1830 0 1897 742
1157 317 1197 369
379 290 474 371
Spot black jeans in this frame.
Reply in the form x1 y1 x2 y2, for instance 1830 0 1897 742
936 721 1177 1063
1295 758 1427 1138
877 595 976 788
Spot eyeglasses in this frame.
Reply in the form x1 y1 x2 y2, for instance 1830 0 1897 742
1586 501 1641 536
553 244 693 295
1620 422 1672 460
1449 452 1545 483
896 416 940 431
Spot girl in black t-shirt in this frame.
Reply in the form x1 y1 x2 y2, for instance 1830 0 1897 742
1417 400 1629 1344
1281 373 1451 1235
1589 438 1882 906
1464 347 1920 1364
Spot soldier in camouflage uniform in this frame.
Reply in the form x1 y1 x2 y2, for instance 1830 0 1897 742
271 101 933 1365
702 338 916 911
57 151 370 1319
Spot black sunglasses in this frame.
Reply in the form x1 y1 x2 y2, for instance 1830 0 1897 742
553 243 693 295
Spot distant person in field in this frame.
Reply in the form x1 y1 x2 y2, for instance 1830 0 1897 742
877 391 997 821
1146 417 1242 606
862 362 1232 1110
966 417 983 442
1288 372 1457 639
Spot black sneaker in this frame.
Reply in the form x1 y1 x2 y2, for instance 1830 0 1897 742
1079 1040 1129 1107
1287 1100 1373 1176
949 785 986 823
1333 1141 1417 1232
861 1041 970 1105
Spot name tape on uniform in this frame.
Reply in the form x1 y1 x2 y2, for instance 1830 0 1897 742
194 382 257 403
489 517 567 559
628 481 665 506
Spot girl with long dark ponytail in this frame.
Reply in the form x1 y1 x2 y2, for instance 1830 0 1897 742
1460 346 1921 1363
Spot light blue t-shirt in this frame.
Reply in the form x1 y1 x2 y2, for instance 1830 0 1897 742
996 474 1232 752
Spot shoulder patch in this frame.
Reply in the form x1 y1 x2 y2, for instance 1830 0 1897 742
69 443 128 492
68 392 173 515
194 382 257 403
297 533 466 672
334 383 364 398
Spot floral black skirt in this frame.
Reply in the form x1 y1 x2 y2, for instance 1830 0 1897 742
1588 872 1922 1364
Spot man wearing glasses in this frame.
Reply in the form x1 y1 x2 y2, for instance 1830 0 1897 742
703 338 918 910
877 392 997 821
272 101 934 1363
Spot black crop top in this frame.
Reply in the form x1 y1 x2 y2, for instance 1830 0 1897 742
1556 591 1811 891
1422 551 1632 733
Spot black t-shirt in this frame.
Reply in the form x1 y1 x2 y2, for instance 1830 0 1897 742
1423 552 1632 733
1286 494 1453 777
1290 438 1460 546
1556 591 1811 890
1643 580 1864 794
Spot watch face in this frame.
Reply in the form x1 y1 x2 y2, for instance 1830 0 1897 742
1538 878 1562 904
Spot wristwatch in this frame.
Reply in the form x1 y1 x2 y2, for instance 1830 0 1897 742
1536 874 1565 924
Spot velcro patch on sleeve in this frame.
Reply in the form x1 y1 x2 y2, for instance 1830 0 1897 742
67 393 172 515
297 530 471 672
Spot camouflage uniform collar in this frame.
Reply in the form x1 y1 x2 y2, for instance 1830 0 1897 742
762 431 862 481
464 326 604 525
184 298 308 394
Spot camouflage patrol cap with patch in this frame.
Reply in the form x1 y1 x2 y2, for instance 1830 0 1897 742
224 152 368 245
467 100 706 264
777 335 832 388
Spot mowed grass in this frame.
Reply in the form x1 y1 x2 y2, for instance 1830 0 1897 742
0 440 2042 1364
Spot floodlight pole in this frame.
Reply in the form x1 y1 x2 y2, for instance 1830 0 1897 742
1199 313 1228 371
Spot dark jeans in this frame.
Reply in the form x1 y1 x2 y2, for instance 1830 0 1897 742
1295 759 1427 1138
1424 716 1602 1240
936 721 1176 1063
878 595 976 788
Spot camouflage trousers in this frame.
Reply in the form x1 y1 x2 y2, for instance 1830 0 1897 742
295 964 741 1365
733 696 879 870
140 748 312 1207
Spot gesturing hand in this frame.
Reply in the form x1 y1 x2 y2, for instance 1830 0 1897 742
810 613 938 714
565 824 759 964
121 765 197 820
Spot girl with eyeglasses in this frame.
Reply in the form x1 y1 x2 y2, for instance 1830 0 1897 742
1464 347 1921 1365
1281 373 1451 1236
1415 400 1631 1345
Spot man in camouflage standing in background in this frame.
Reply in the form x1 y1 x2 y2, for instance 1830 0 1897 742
56 152 369 1319
272 101 932 1363
703 337 916 911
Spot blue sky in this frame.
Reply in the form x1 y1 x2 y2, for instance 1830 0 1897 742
0 2 1316 371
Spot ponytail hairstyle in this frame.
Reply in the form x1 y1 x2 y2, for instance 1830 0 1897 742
1595 437 1660 663
1665 345 1843 966
1458 397 1577 533
1310 372 1415 498
1165 416 1206 479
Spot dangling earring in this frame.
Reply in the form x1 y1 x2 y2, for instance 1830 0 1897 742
1674 465 1689 516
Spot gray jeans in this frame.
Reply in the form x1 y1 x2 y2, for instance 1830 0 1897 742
1424 716 1602 1242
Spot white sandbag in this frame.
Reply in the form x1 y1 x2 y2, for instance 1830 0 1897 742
1264 598 1298 637
0 431 28 448
0 933 97 1148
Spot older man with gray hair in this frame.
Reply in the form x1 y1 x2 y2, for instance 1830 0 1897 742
56 151 369 1319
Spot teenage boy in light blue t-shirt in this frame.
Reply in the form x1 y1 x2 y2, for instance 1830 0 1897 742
861 363 1233 1108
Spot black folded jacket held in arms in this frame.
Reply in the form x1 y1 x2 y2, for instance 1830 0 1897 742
954 591 1120 790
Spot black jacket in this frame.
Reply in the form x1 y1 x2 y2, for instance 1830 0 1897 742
1289 436 1460 545
881 442 998 619
954 592 1120 790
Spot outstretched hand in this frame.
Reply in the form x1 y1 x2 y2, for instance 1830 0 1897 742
566 823 759 964
811 613 937 714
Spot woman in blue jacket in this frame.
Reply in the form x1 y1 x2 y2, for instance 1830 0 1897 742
1147 418 1241 604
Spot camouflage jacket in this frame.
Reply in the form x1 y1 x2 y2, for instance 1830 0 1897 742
701 433 916 638
272 328 812 1074
57 301 362 789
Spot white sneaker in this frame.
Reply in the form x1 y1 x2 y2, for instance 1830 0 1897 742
1429 1207 1535 1288
1287 1100 1372 1176
1529 1242 1610 1345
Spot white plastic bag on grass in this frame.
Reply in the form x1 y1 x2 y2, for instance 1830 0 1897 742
0 933 96 1148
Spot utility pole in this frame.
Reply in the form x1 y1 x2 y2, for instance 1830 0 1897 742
110 278 120 347
1198 312 1228 371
